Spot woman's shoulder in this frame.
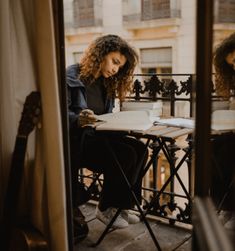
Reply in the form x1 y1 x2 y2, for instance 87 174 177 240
66 64 79 76
66 64 84 88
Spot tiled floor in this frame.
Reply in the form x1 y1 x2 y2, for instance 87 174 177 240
74 203 192 251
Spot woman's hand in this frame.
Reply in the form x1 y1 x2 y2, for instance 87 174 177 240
79 109 97 127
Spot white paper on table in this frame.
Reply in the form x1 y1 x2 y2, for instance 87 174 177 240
154 117 195 129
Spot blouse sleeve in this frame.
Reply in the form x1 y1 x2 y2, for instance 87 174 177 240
66 64 87 128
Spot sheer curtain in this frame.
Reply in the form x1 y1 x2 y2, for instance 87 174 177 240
0 1 68 251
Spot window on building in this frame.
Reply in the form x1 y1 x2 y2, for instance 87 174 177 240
214 0 235 23
73 0 95 27
141 47 172 82
123 0 180 23
140 47 172 68
141 0 171 20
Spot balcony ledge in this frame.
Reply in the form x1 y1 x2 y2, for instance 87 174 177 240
123 18 181 30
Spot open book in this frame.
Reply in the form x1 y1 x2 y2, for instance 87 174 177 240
121 101 162 117
94 110 158 132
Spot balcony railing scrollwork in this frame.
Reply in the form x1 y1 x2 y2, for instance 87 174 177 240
126 73 193 117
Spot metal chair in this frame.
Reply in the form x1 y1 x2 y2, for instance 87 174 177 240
88 137 162 250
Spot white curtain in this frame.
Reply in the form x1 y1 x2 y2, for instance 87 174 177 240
0 1 68 251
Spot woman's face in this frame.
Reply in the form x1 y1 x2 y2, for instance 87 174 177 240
225 50 235 71
99 51 127 78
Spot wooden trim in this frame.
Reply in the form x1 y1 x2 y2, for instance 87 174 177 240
194 0 214 196
193 197 233 251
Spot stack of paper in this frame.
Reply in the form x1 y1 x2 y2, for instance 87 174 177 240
121 101 162 117
122 101 162 109
211 110 235 131
212 100 229 112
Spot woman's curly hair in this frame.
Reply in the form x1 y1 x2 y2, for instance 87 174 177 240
79 34 138 101
213 32 235 97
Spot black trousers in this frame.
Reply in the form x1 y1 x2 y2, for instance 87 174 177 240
211 133 235 211
71 132 148 210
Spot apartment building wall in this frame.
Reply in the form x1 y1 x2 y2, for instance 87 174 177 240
64 0 235 72
63 0 196 76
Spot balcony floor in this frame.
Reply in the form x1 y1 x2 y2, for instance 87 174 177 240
75 202 192 251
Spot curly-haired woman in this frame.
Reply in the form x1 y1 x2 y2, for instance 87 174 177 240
213 32 235 231
66 35 148 237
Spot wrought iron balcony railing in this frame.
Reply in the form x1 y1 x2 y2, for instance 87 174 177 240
78 73 232 226
126 73 193 117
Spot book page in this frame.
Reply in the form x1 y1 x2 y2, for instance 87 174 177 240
94 110 157 132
